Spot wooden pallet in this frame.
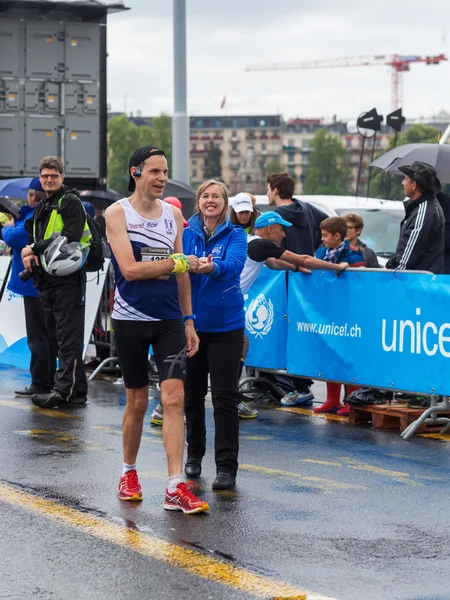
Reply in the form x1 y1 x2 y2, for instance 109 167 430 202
348 403 450 433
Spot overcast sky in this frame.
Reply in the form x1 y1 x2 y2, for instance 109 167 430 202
106 0 450 123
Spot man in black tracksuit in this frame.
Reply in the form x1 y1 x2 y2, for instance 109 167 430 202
386 161 444 274
22 156 88 409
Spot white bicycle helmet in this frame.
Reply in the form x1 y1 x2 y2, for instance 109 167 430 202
42 236 88 276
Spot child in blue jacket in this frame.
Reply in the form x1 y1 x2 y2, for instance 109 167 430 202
314 217 365 414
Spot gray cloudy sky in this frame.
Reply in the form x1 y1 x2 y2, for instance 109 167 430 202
106 0 450 122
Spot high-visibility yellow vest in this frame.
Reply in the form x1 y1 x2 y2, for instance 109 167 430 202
34 195 92 247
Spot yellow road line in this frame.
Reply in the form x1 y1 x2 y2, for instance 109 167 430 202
0 399 79 419
274 406 450 442
301 459 343 467
14 429 105 452
385 453 439 464
415 474 445 482
240 464 366 491
0 482 336 600
339 457 409 478
93 425 163 445
418 432 450 441
275 406 347 422
338 457 424 487
143 427 163 437
15 429 79 439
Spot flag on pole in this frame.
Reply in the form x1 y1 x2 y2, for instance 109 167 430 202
220 96 226 110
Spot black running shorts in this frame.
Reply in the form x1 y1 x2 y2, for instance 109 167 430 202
112 318 186 389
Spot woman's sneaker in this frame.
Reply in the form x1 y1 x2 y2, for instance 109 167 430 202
238 401 258 419
406 396 431 409
280 391 314 407
150 403 164 425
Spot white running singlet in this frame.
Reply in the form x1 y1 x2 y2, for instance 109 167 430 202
110 198 182 321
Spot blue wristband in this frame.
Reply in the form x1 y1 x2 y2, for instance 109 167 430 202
183 314 196 324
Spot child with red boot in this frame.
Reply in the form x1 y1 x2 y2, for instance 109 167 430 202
314 217 365 415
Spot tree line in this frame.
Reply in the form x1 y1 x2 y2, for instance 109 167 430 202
107 115 442 199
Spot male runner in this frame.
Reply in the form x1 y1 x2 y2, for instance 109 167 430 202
105 145 209 514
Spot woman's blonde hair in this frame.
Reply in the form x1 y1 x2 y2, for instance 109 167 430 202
195 179 229 226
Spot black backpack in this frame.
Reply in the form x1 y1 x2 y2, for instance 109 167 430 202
85 213 105 272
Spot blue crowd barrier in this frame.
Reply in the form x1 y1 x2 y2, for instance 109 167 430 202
244 268 450 396
244 268 287 370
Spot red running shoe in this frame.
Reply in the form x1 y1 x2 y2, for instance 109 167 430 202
164 482 209 514
118 469 143 501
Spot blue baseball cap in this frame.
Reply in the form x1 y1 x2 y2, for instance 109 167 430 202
28 176 44 193
254 211 292 229
82 201 96 218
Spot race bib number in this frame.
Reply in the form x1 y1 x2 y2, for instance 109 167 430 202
141 247 172 280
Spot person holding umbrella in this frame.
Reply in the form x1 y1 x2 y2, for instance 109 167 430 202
1 177 57 396
386 161 444 274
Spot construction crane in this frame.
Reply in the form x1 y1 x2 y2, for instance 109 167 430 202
246 54 447 110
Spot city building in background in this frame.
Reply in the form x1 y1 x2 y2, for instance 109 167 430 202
189 115 282 195
110 111 450 196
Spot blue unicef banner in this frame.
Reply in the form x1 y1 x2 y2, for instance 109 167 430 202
244 267 287 370
287 270 450 395
0 257 111 368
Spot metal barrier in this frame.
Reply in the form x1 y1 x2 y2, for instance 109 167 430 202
86 264 166 389
87 262 120 380
0 255 12 304
239 367 450 440
401 395 450 439
241 267 450 439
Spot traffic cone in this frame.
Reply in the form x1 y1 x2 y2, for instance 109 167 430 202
314 382 341 414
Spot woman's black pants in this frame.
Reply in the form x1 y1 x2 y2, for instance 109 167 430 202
185 328 244 476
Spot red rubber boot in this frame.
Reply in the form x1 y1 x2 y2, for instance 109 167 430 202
314 382 341 414
337 385 360 416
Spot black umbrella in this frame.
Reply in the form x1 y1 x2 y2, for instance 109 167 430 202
78 189 122 210
369 143 450 183
0 196 20 219
162 179 196 218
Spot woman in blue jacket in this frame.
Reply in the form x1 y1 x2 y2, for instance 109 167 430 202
183 180 247 491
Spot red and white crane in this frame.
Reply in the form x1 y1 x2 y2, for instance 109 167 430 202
246 54 447 110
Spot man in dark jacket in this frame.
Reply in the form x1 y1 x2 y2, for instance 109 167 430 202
266 172 328 406
386 161 444 274
21 156 89 408
267 172 327 255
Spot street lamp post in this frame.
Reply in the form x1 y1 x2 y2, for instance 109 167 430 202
172 0 190 184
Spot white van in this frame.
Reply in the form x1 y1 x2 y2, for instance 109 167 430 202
230 194 404 266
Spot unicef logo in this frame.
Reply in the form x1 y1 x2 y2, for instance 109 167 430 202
245 293 274 339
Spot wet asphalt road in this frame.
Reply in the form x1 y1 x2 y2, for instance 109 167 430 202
1 364 450 600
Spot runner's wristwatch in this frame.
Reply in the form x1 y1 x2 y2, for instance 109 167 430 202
183 314 196 324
